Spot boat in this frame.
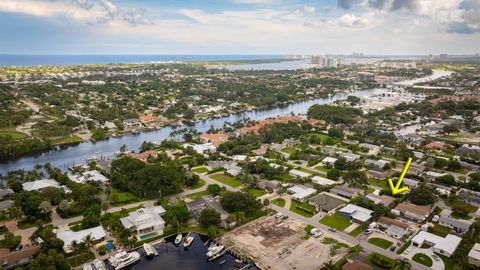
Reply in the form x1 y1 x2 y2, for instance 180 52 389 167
174 234 183 245
219 260 226 265
108 251 140 269
206 245 225 258
183 233 195 248
143 243 155 258
92 259 107 270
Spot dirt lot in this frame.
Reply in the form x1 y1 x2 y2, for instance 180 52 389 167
220 216 348 270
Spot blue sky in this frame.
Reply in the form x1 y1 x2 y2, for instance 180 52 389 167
0 0 479 54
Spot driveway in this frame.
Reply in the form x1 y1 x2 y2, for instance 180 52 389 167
401 245 445 270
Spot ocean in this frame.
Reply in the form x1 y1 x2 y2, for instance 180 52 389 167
0 54 283 66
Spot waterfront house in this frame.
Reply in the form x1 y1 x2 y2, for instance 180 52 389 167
123 118 141 129
68 170 109 185
183 143 217 155
338 204 373 223
186 195 235 228
411 231 461 257
120 206 166 239
57 226 106 253
199 132 228 146
126 150 158 163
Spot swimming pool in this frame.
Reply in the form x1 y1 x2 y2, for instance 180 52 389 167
105 240 116 252
139 233 158 240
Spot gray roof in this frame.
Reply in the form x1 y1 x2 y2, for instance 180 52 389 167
0 188 13 199
308 192 348 212
0 200 14 210
439 215 473 231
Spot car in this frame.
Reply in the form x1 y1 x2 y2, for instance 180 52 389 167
364 229 373 235
403 248 410 255
328 227 337 232
432 255 440 261
389 246 396 252
12 244 23 252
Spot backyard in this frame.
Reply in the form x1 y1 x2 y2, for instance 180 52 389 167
319 211 352 231
108 188 141 206
210 173 242 188
289 200 318 218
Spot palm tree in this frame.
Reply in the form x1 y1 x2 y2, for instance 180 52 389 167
68 240 80 254
82 234 95 250
101 201 110 214
395 258 412 270
320 260 338 270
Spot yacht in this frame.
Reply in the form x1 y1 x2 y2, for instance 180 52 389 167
174 233 183 245
143 243 155 258
108 251 140 269
206 245 225 258
183 233 195 248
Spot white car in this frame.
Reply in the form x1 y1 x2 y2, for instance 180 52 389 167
403 248 410 255
364 229 373 235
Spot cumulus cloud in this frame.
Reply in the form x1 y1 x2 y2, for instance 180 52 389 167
0 0 152 26
448 0 480 33
303 5 315 13
334 13 371 27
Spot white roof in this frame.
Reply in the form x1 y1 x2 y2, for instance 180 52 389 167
469 243 480 260
412 231 461 255
232 155 247 161
57 226 106 252
322 157 337 164
22 179 71 193
312 176 336 186
287 185 316 200
120 206 165 230
68 170 109 184
183 143 217 154
289 169 312 178
339 204 373 222
269 163 287 169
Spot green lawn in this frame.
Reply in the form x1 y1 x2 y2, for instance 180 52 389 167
108 188 141 206
367 237 393 249
18 221 36 229
51 135 83 145
281 147 297 155
428 224 451 237
366 253 398 269
192 167 208 173
289 200 318 218
242 187 267 197
210 173 242 188
186 190 210 200
349 226 365 237
367 178 390 189
272 198 286 207
67 252 95 267
298 167 317 175
0 128 28 140
313 166 331 173
319 212 352 231
412 253 433 267
439 254 455 270
189 178 205 190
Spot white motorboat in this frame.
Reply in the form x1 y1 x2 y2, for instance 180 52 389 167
174 233 183 245
206 245 224 258
143 243 155 258
108 251 140 269
183 233 195 248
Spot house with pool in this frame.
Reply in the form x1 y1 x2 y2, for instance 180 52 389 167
120 206 166 240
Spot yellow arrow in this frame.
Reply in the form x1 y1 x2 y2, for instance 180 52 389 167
387 157 412 195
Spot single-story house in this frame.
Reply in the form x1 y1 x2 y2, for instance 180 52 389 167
0 200 14 210
68 170 109 184
364 159 390 169
183 143 217 155
224 164 242 177
365 194 395 207
321 157 337 166
287 185 317 201
199 132 228 146
125 150 158 163
22 179 72 194
402 177 420 188
311 176 336 186
289 169 312 179
123 118 141 128
458 189 480 205
0 188 13 199
232 155 248 162
366 169 391 179
257 180 280 193
57 226 106 253
330 185 362 199
186 195 235 228
468 243 480 267
393 202 432 223
339 204 373 223
378 217 411 239
269 163 288 170
439 215 473 233
308 192 348 212
120 206 166 239
411 231 461 257
338 152 361 162
424 171 447 180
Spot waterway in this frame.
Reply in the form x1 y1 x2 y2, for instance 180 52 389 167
126 234 247 270
0 69 453 174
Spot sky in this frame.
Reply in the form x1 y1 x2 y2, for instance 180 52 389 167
0 0 479 55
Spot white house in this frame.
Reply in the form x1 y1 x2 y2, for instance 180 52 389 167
321 157 337 166
183 143 217 155
339 204 373 223
232 155 248 162
120 206 166 239
287 185 316 201
22 179 72 194
289 169 312 179
439 215 473 233
57 226 106 253
468 243 480 267
312 176 336 186
338 152 360 162
68 170 109 184
411 231 461 258
364 159 390 169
